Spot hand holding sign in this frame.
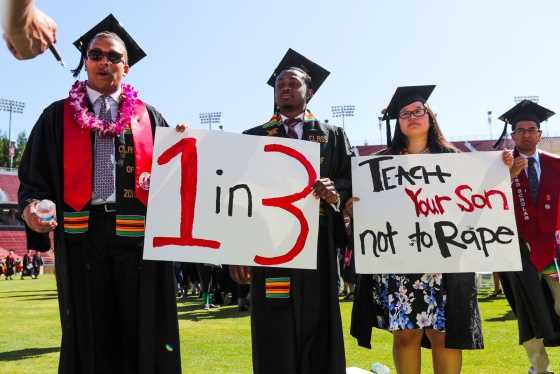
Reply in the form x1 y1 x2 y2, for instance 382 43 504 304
229 265 251 285
510 157 528 179
313 178 339 204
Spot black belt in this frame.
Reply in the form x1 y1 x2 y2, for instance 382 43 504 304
90 203 117 213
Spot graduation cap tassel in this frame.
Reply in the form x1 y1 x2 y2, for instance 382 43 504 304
71 48 85 78
71 59 84 78
493 123 508 149
385 118 392 147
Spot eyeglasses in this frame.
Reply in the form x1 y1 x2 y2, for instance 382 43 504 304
87 49 124 64
512 128 541 135
399 108 427 120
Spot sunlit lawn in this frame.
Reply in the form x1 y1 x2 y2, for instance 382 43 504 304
0 274 557 373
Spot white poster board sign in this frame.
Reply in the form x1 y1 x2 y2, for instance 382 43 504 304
143 128 320 269
352 152 522 274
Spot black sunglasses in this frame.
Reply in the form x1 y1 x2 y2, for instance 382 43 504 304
87 49 124 64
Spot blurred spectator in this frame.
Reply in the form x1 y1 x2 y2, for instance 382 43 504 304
174 262 185 298
21 250 33 279
5 250 15 280
340 246 356 301
197 264 222 310
32 251 43 278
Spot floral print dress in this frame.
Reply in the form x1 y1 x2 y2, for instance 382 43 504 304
374 273 447 331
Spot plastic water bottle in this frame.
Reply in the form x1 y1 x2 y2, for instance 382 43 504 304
36 199 56 222
371 362 390 374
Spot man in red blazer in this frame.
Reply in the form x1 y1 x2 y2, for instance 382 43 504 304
498 99 560 374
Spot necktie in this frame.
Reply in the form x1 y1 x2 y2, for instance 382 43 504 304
527 157 539 202
93 96 115 201
284 118 301 139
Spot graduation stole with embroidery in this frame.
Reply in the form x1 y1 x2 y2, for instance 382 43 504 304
62 99 153 237
511 175 531 224
261 110 318 136
511 149 540 229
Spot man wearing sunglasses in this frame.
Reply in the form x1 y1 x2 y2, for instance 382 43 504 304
496 100 560 374
17 14 181 374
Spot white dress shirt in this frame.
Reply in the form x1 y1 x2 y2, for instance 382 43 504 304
280 113 304 139
87 85 120 204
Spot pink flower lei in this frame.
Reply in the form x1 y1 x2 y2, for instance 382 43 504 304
68 80 138 136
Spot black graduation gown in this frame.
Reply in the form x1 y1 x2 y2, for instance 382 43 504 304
499 240 560 346
243 118 352 374
22 254 32 276
18 99 181 374
5 255 15 275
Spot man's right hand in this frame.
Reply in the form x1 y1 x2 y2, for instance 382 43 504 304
4 3 57 60
510 157 528 179
229 265 251 285
22 200 57 233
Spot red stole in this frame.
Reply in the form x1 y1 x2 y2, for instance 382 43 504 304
63 99 153 211
512 149 558 271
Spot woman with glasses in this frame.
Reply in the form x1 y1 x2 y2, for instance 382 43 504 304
351 85 514 374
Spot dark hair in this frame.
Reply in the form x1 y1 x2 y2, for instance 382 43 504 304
389 106 458 154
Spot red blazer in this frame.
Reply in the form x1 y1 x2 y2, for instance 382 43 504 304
512 149 560 271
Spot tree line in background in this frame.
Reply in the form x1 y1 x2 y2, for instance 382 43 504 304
0 131 27 169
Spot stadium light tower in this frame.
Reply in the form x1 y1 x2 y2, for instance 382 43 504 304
487 110 492 139
377 116 384 145
331 105 355 130
0 98 25 146
0 99 25 168
514 95 539 103
199 112 222 131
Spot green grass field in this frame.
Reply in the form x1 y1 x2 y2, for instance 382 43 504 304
0 274 557 374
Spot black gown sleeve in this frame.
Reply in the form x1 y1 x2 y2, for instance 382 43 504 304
18 103 63 251
332 126 353 208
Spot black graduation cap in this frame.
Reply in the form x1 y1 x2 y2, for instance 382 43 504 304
71 14 147 77
267 48 330 97
382 85 436 146
493 100 555 148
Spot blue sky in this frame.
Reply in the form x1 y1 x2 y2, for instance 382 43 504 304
1 0 559 146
